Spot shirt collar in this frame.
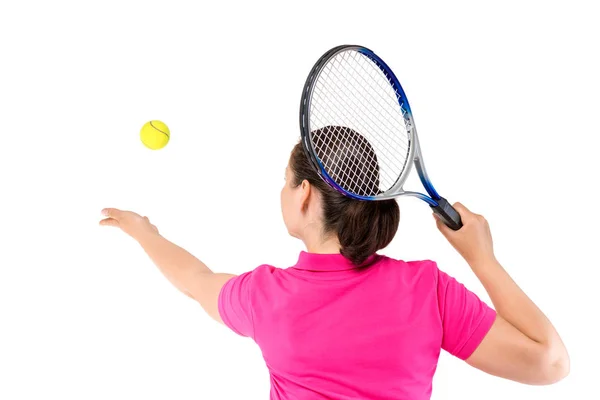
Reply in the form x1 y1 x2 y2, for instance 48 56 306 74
292 250 379 272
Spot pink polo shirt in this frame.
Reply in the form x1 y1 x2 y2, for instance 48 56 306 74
218 251 496 400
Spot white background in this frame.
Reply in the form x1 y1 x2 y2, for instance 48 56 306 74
0 1 598 399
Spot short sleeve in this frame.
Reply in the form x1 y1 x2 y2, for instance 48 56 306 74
436 266 496 360
218 270 255 338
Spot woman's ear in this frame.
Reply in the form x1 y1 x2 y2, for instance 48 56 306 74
300 179 311 212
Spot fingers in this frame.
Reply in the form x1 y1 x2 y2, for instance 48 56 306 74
434 201 474 234
452 202 487 222
101 208 123 220
99 208 125 228
99 218 119 227
99 208 158 236
451 202 471 215
433 213 453 236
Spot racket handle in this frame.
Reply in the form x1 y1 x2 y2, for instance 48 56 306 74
431 197 463 230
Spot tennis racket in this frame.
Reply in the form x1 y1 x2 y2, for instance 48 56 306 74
299 44 463 230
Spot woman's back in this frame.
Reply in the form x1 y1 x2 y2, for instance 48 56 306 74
219 251 495 400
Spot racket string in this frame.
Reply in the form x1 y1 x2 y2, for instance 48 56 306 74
311 68 407 184
315 52 409 154
347 53 408 131
311 110 388 196
309 50 412 195
313 126 382 196
337 51 409 145
313 70 409 156
319 57 407 155
310 95 396 190
310 112 395 196
326 126 380 196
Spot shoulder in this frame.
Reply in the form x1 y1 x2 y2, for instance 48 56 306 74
246 263 278 281
224 263 280 293
375 254 439 278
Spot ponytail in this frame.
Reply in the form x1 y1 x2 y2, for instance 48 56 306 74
337 199 399 266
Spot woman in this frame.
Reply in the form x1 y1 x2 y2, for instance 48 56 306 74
99 137 569 399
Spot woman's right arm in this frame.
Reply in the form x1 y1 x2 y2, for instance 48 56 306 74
434 203 569 385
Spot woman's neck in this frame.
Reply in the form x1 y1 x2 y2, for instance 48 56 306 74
300 220 341 254
303 235 341 254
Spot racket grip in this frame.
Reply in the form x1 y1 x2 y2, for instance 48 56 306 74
431 197 463 230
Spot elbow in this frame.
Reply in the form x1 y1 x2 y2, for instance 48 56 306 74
535 344 570 385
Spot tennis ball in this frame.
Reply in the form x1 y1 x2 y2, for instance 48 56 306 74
140 120 170 150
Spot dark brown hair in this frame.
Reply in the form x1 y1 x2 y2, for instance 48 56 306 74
289 126 400 266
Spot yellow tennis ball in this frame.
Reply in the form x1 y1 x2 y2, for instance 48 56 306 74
140 120 170 150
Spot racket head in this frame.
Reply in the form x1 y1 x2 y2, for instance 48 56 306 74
299 45 417 201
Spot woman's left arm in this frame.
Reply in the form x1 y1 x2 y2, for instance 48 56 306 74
137 232 236 323
100 208 235 324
